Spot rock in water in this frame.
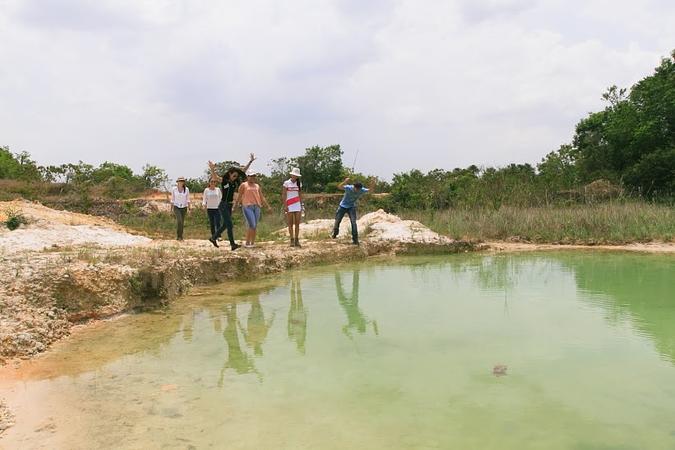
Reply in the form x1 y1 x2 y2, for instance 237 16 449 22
493 364 508 376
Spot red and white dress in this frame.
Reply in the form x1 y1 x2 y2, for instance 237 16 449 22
283 179 302 213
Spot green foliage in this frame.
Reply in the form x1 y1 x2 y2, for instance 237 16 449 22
4 208 28 230
295 145 344 192
141 164 169 189
0 147 42 181
537 144 578 191
90 162 135 184
571 52 675 197
185 178 207 193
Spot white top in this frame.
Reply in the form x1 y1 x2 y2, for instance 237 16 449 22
283 179 302 212
202 187 222 209
171 186 190 208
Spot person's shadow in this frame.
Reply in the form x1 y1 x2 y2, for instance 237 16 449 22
335 271 379 339
287 278 308 354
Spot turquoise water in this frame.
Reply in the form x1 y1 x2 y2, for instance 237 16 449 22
1 252 674 449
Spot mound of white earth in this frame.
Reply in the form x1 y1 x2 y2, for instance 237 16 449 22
279 209 453 244
0 200 151 254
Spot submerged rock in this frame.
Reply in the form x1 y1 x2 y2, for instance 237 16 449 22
493 364 508 376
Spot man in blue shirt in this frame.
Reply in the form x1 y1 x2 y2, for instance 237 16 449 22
332 177 372 245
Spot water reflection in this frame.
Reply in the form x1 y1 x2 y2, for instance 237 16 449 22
559 254 675 364
335 271 378 338
219 303 259 385
288 278 307 354
241 298 276 357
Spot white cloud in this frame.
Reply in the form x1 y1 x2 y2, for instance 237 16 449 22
0 0 672 180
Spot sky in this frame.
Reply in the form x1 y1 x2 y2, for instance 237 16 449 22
1 0 673 181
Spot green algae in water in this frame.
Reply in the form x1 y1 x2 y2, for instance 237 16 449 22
1 252 675 450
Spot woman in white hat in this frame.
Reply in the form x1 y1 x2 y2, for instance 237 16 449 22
171 177 190 240
283 167 303 247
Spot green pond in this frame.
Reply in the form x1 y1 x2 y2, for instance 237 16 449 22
1 252 675 450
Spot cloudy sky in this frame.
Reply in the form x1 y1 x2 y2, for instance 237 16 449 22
1 0 673 180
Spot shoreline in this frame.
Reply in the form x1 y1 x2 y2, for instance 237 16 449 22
483 240 675 254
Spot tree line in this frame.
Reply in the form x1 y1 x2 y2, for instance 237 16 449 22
1 50 672 208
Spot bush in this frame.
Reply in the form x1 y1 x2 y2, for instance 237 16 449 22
4 208 28 230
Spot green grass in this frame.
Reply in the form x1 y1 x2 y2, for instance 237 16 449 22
405 202 675 244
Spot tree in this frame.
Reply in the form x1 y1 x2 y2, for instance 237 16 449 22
141 164 169 189
0 147 43 181
0 146 22 179
570 51 675 196
537 145 578 191
90 162 135 184
295 145 344 192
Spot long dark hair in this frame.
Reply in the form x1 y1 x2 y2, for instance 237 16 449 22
290 177 302 191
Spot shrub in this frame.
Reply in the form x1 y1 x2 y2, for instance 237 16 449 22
4 208 28 230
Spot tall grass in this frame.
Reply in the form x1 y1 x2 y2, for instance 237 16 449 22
116 201 673 245
405 202 674 244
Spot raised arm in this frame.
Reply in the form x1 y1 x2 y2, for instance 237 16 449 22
208 161 223 183
337 177 350 191
241 153 256 174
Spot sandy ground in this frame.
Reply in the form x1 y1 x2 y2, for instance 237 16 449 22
0 200 151 254
484 241 675 254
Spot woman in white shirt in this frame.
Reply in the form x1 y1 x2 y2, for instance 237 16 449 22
171 177 190 240
282 167 303 247
202 178 223 238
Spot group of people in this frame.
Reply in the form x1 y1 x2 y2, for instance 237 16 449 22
169 153 372 249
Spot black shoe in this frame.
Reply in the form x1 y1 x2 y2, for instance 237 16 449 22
209 237 219 248
231 244 241 251
352 241 360 246
331 233 337 239
295 238 301 248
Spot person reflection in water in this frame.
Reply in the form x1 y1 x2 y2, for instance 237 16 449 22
287 278 307 354
181 310 195 342
240 297 275 357
219 303 259 386
335 271 378 338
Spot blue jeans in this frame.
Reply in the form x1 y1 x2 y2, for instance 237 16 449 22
333 206 358 243
206 208 221 238
242 205 261 229
213 201 235 247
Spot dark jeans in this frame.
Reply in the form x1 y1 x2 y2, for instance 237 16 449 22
213 201 236 247
173 206 187 240
207 208 222 238
333 206 358 243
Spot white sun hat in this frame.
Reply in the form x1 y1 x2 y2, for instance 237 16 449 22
290 167 302 177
